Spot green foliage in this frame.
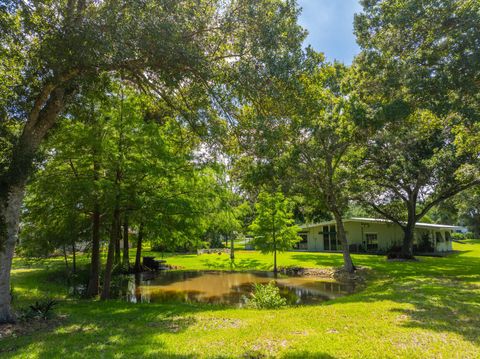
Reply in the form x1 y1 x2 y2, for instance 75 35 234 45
244 281 287 309
354 108 479 226
352 0 480 252
7 242 480 357
21 299 58 321
464 232 476 240
249 191 301 254
20 84 224 256
0 0 308 321
451 233 465 241
289 59 363 217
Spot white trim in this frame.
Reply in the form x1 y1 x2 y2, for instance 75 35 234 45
300 217 457 230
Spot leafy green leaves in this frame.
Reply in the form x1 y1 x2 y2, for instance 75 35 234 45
248 190 300 254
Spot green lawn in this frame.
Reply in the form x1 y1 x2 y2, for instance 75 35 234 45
2 241 480 358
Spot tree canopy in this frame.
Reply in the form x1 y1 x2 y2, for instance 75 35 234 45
249 190 301 273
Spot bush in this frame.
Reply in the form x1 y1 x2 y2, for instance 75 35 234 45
386 244 403 259
21 299 58 321
452 233 465 241
452 232 475 240
244 281 287 309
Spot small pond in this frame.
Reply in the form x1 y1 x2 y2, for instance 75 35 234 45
109 270 358 306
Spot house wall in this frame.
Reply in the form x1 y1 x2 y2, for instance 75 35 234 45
343 221 403 250
414 227 453 252
304 226 323 251
304 221 453 253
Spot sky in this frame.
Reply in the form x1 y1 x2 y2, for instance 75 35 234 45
297 0 362 64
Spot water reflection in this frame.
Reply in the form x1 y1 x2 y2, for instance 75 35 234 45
110 271 357 306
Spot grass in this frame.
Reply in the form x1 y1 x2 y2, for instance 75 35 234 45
1 241 480 358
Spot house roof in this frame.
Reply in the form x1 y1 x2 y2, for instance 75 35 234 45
300 217 457 230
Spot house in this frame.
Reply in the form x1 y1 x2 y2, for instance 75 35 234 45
453 225 469 234
297 217 455 253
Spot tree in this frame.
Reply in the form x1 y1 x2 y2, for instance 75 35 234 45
455 188 480 238
430 188 480 238
354 0 479 129
353 0 480 258
249 190 301 273
0 0 306 321
233 53 359 272
353 109 479 258
204 164 251 260
288 59 359 272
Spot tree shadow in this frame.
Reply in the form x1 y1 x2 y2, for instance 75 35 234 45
8 242 480 355
291 243 480 346
281 352 336 359
1 300 228 358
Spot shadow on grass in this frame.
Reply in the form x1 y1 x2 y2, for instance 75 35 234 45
7 242 480 356
281 352 335 359
1 299 229 358
292 242 480 346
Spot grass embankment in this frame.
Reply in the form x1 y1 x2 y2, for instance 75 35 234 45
1 241 480 358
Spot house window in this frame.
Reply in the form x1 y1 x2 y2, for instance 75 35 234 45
323 226 330 250
330 225 337 250
445 231 451 242
365 233 378 251
295 233 308 249
321 225 339 251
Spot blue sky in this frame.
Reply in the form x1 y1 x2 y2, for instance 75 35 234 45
297 0 362 64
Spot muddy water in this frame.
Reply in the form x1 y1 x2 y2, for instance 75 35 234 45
111 271 357 306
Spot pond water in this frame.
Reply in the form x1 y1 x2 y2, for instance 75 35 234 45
109 271 357 306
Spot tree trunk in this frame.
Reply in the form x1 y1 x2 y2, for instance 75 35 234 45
333 211 355 273
101 205 120 300
86 203 101 297
0 88 66 322
122 213 129 268
63 244 70 271
87 135 102 296
273 232 277 274
134 222 144 273
230 234 235 261
273 249 277 274
0 185 25 323
401 216 416 259
114 215 121 265
397 198 417 259
71 240 77 274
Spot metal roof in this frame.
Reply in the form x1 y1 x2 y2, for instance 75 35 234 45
300 217 457 230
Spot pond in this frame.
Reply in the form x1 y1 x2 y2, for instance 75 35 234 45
109 270 358 306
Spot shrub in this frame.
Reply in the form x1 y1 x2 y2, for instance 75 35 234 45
452 233 465 241
244 281 287 309
386 244 403 259
452 232 475 240
21 299 58 321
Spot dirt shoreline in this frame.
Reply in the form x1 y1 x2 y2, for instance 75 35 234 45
279 266 368 283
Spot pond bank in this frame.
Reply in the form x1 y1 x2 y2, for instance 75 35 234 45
279 265 368 283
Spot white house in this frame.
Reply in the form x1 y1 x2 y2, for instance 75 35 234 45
297 217 455 253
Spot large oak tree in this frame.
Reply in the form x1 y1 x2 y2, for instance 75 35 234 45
353 0 480 258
